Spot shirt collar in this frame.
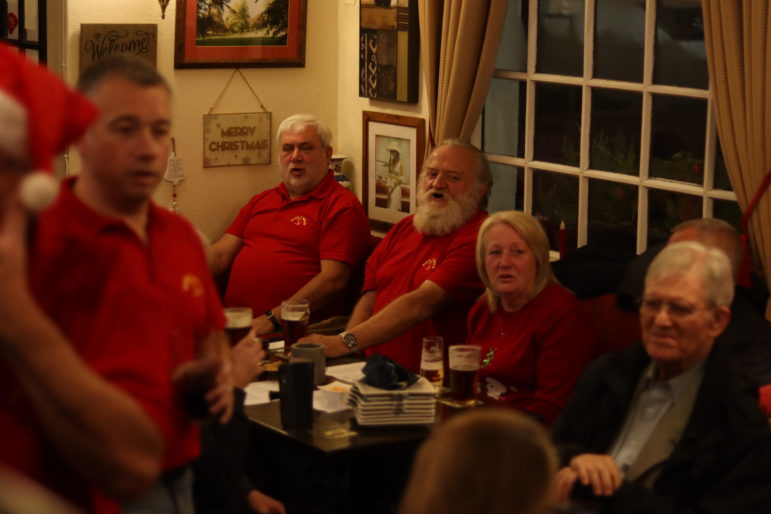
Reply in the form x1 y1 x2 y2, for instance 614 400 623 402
277 169 336 202
643 360 705 401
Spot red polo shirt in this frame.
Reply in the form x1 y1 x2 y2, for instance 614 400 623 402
363 211 487 371
0 177 225 512
225 171 370 319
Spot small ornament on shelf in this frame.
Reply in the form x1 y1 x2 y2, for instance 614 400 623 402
164 137 185 213
331 154 351 191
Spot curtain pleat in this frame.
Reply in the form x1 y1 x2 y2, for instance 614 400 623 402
702 0 771 318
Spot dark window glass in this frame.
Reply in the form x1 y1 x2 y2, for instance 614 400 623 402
588 179 638 255
650 95 707 185
484 79 526 158
537 0 583 76
487 163 523 213
654 0 707 89
713 199 742 232
590 89 642 175
648 189 702 246
495 0 528 72
594 0 644 82
533 170 579 252
534 83 581 166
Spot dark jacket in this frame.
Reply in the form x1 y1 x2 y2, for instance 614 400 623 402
551 342 771 514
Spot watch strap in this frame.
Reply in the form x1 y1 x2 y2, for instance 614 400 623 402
265 310 281 332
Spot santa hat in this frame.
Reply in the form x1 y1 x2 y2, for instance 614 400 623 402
0 43 98 210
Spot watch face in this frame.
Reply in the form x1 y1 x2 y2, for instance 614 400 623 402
343 333 356 348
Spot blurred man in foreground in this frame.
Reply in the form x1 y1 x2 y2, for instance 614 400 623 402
304 139 492 371
552 241 771 513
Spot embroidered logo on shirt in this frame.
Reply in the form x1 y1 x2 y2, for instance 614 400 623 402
182 274 204 298
290 215 308 226
422 258 437 271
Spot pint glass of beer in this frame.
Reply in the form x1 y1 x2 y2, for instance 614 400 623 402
224 307 253 347
419 336 444 391
448 345 481 406
281 299 310 352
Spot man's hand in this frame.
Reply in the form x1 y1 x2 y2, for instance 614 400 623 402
298 333 349 358
554 466 579 503
569 453 623 497
252 314 277 336
247 489 286 514
173 356 234 425
231 332 265 388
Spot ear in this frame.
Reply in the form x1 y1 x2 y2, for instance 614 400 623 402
708 306 731 339
325 145 333 161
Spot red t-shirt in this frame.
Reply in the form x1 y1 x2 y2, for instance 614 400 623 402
0 177 225 513
363 212 487 371
466 283 598 425
225 171 370 320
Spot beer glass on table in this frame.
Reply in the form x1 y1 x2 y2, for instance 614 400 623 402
419 336 444 392
447 345 481 407
281 299 310 353
224 307 253 347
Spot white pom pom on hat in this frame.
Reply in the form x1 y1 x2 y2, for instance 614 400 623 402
19 171 59 212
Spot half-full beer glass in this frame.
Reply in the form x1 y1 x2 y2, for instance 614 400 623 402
281 299 310 352
224 307 253 347
448 345 481 406
419 336 444 391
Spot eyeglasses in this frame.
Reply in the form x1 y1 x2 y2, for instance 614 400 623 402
636 297 712 319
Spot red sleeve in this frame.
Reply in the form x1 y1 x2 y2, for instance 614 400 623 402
760 385 771 417
318 197 371 267
502 296 598 425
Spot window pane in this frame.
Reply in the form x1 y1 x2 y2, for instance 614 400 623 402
714 143 733 191
594 0 644 82
484 79 526 158
537 0 584 76
650 95 707 185
6 0 19 40
24 0 38 42
533 170 579 252
588 179 638 255
713 199 742 231
590 88 642 175
654 0 707 89
534 83 581 166
648 189 701 246
495 0 527 72
487 163 523 213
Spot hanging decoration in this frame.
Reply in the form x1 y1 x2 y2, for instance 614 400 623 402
164 137 185 213
203 68 271 168
158 0 171 19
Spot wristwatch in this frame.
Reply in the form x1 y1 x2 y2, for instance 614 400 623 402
340 331 359 353
265 310 281 332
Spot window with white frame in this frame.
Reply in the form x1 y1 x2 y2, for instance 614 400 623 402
482 0 740 257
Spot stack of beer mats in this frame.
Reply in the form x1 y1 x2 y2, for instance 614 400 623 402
349 377 436 426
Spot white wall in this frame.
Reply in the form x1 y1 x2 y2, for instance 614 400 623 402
64 0 428 240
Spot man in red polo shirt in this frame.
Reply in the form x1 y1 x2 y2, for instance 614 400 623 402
211 114 370 335
0 47 180 513
3 55 232 514
304 140 492 372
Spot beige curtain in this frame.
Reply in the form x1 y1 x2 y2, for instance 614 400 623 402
702 0 771 319
419 0 508 147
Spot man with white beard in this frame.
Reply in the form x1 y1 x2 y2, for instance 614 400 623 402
303 139 492 372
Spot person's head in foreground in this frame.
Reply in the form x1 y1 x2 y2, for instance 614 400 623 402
669 218 741 279
413 139 492 237
476 210 554 313
76 55 172 212
399 409 557 514
641 240 733 380
276 113 333 199
0 43 97 215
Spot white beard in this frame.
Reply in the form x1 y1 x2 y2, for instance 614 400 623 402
413 187 479 237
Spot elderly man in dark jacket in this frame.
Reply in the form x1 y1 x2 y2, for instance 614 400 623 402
552 241 771 513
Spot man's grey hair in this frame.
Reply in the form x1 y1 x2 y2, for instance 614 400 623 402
276 114 332 148
671 218 741 276
77 55 170 96
428 138 493 208
646 241 734 307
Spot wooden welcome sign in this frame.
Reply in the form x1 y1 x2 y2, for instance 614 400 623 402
80 24 157 72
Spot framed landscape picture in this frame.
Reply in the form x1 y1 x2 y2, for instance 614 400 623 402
175 0 307 68
363 111 425 233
